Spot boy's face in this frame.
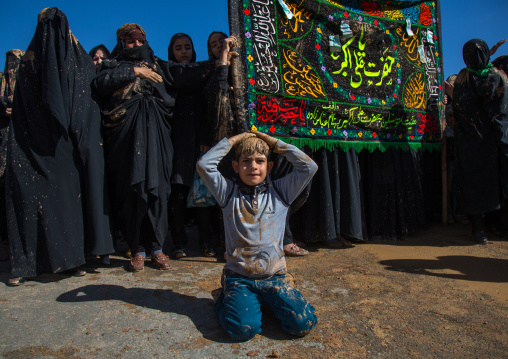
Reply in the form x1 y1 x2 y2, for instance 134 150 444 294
232 152 273 186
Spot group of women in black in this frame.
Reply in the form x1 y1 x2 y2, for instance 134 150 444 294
1 7 238 284
1 7 507 286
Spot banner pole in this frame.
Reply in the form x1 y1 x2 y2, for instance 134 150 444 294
228 0 249 132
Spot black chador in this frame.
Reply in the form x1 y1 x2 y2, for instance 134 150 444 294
453 39 508 216
6 8 114 278
93 24 215 255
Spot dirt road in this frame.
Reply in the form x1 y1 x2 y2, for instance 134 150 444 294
0 222 507 358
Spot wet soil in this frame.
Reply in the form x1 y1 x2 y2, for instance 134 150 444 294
0 222 507 358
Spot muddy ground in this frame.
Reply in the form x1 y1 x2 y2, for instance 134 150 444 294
0 222 507 358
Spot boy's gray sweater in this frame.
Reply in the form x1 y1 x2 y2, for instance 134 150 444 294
196 138 317 278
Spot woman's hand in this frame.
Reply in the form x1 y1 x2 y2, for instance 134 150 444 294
134 67 162 83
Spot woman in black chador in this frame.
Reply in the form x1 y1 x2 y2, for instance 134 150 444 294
453 39 508 244
6 8 114 285
93 24 223 272
167 33 217 258
0 49 24 245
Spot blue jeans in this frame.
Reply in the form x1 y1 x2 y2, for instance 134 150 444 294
215 272 318 341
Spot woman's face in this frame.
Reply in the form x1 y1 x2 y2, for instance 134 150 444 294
125 39 144 48
172 37 193 63
209 33 226 59
92 48 107 68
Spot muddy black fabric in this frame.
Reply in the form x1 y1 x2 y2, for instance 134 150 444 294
358 149 427 240
453 39 508 215
93 38 215 252
0 50 24 243
167 34 206 186
287 148 367 242
463 39 491 72
6 8 113 278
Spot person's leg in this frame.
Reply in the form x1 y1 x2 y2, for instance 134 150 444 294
283 183 311 256
470 214 488 244
260 274 317 336
195 207 216 256
168 184 189 258
141 216 171 270
214 275 262 341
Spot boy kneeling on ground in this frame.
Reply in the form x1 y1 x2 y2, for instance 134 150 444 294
196 130 318 341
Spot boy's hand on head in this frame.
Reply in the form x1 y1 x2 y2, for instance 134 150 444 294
228 132 256 146
250 130 278 148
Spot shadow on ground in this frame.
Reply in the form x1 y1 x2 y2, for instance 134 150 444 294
380 255 508 282
56 284 296 343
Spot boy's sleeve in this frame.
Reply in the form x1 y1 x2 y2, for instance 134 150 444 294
272 140 318 205
196 138 235 207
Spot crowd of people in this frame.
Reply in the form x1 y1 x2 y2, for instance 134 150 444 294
0 6 507 340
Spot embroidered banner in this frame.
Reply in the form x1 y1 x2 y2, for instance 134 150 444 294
230 0 443 152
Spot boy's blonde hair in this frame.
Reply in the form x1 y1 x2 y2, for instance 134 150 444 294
234 137 270 160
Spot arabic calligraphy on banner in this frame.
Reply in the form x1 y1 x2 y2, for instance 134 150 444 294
239 0 443 150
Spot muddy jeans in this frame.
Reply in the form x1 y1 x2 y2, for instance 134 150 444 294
214 272 317 341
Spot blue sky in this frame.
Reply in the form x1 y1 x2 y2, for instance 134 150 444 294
0 1 507 80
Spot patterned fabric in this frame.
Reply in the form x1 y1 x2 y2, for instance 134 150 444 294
230 0 443 152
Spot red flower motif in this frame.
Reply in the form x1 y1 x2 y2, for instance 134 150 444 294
393 45 397 50
434 35 437 40
374 20 378 26
244 9 250 16
327 129 332 136
350 94 355 100
345 12 349 18
249 78 255 86
315 44 321 50
393 93 397 98
269 126 275 133
373 132 377 138
438 85 442 90
410 135 414 139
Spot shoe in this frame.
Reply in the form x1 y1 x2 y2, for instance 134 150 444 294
7 277 25 286
472 230 488 244
71 266 87 277
203 248 216 257
172 249 187 259
151 252 171 270
284 243 309 257
129 253 145 272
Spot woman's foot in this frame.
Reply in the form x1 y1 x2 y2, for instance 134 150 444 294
71 266 87 277
472 230 488 244
7 277 25 286
203 248 216 257
283 243 309 257
172 249 187 259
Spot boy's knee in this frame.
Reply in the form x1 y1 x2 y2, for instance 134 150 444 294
283 307 318 337
225 318 261 341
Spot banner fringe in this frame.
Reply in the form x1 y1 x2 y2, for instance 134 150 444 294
274 137 442 153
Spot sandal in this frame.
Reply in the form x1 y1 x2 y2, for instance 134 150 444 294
284 244 309 257
7 277 25 286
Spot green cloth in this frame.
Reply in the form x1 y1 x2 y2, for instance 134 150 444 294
466 63 493 77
